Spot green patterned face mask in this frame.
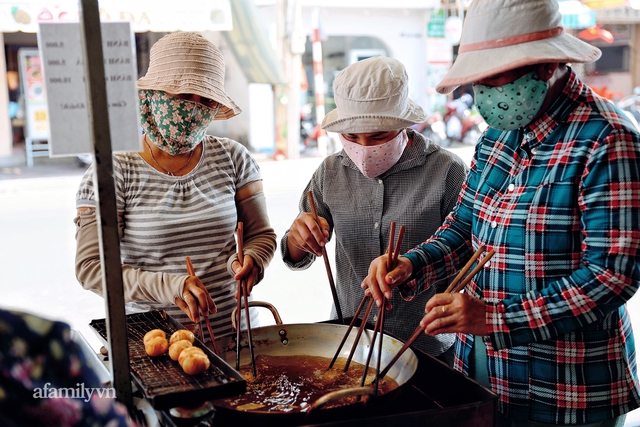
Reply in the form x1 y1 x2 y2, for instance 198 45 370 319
473 70 548 131
139 90 219 155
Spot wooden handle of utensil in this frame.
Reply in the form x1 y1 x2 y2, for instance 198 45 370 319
308 191 344 324
444 246 485 293
450 249 496 294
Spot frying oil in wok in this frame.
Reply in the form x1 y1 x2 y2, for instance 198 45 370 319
212 355 398 413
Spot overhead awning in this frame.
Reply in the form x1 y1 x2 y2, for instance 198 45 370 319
0 0 233 32
558 0 597 28
222 0 287 85
0 0 287 85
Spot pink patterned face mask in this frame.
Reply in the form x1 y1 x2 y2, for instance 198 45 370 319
339 130 408 179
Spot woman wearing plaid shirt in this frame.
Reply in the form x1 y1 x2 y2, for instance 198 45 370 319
363 1 640 426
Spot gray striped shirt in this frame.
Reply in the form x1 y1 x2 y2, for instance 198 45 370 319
282 130 469 356
76 136 261 338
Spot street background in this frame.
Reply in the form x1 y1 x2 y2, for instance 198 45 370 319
1 145 640 426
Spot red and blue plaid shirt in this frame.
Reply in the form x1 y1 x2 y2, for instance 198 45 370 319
402 70 640 424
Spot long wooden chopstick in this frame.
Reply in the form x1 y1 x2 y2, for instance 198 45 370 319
392 226 406 266
185 256 205 343
373 247 496 384
444 246 485 293
328 293 369 370
386 222 397 271
359 297 383 386
236 222 257 377
308 191 344 324
360 295 386 394
235 223 243 371
373 318 422 383
343 297 376 372
332 223 405 374
361 223 403 387
450 249 495 294
186 257 219 355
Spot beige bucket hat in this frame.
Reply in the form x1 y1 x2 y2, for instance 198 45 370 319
436 0 601 94
137 32 241 120
322 56 426 133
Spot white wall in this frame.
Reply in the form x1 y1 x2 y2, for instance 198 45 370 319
0 33 13 157
249 83 275 154
201 31 251 147
301 7 429 109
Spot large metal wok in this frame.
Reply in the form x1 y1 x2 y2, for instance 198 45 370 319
208 302 419 426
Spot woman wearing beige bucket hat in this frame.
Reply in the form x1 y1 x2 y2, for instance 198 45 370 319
281 56 469 365
363 1 640 426
74 32 276 342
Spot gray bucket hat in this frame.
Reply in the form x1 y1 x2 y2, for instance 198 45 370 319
436 0 601 94
137 32 241 120
322 56 426 133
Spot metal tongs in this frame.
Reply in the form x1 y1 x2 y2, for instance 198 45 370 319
328 222 405 395
234 222 257 377
185 256 219 355
372 245 496 384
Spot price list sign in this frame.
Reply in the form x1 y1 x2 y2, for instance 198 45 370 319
37 22 141 156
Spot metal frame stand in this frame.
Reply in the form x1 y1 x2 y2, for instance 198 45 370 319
79 0 133 410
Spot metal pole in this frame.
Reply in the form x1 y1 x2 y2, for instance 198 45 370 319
312 8 329 157
78 0 133 408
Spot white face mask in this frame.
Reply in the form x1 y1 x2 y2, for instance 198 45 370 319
339 130 408 179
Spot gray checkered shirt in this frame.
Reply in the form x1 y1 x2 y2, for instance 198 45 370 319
282 129 469 356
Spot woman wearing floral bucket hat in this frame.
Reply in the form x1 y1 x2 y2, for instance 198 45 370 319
363 1 640 426
281 56 469 366
74 32 276 342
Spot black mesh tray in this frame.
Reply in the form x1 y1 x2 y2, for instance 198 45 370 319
89 310 246 410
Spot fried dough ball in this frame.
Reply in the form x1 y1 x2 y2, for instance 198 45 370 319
180 352 210 375
168 339 193 361
169 329 195 345
143 329 166 344
178 346 205 365
145 336 168 357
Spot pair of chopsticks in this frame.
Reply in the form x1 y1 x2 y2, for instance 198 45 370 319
235 222 257 377
328 222 405 395
444 246 495 294
328 294 376 372
364 222 404 393
372 246 495 384
308 191 344 324
185 257 219 355
386 222 405 273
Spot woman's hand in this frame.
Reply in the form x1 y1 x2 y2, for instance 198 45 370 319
232 255 260 297
419 292 488 336
175 275 217 323
286 213 330 261
361 255 414 310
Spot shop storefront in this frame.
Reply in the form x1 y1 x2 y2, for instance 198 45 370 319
0 0 286 163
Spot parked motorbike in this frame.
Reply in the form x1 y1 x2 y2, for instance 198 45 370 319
616 86 640 131
413 112 448 147
300 104 339 156
442 94 487 146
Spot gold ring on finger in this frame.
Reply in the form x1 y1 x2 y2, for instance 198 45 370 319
441 306 446 315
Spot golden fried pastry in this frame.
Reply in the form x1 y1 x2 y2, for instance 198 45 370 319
168 339 193 361
169 329 195 345
143 329 166 344
181 351 210 375
178 346 205 365
144 336 169 357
